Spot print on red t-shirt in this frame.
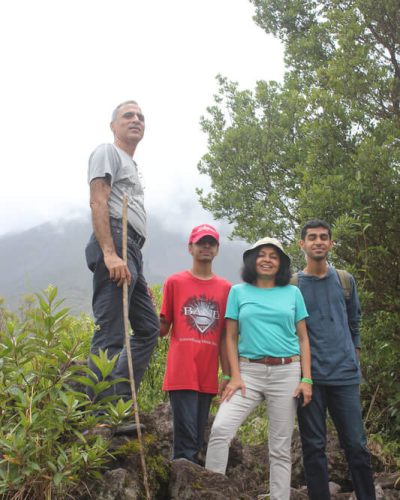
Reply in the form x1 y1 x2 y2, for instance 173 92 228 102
182 294 220 335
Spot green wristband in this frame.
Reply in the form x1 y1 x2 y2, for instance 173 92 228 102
222 374 231 381
301 377 313 385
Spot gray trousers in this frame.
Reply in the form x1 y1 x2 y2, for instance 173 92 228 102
205 360 301 500
85 225 159 401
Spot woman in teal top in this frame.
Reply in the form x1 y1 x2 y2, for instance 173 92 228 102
205 237 312 500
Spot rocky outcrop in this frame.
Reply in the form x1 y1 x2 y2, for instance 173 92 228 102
80 403 400 499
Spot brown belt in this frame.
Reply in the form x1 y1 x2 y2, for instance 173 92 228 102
240 355 300 366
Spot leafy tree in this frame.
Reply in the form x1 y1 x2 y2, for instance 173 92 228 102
198 76 306 243
197 0 400 439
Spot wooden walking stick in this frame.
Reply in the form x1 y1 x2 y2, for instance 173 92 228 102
122 195 151 499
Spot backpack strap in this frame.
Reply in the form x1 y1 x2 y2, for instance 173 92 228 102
336 269 352 301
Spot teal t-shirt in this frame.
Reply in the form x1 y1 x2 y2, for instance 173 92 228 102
225 283 308 358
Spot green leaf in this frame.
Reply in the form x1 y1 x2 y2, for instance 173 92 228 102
72 376 96 389
89 350 119 379
35 293 50 314
53 471 64 486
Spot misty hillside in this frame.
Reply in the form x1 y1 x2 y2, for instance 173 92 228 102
0 215 247 314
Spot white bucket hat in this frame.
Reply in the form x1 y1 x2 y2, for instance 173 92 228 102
243 237 291 264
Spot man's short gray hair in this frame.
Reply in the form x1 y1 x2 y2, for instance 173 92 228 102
111 100 138 122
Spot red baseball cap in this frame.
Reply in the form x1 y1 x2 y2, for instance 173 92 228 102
188 224 220 244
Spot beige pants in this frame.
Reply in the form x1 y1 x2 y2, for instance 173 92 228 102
205 360 301 500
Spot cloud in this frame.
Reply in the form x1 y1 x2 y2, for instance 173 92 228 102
0 0 284 238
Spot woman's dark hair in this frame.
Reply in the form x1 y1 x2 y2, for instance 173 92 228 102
241 245 291 286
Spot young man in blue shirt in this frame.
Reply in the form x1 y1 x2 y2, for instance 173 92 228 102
296 219 376 499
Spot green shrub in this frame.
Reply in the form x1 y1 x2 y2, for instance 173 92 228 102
0 283 174 498
138 337 169 412
0 286 123 499
138 284 169 411
360 305 400 443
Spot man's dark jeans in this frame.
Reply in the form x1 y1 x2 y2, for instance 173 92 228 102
169 390 214 463
298 384 376 500
85 224 159 401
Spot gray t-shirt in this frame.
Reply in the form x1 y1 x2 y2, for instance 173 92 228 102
88 143 146 238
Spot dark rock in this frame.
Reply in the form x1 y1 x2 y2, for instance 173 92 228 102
289 487 309 499
374 484 385 500
329 481 342 495
92 468 141 500
169 458 246 499
379 490 400 500
76 403 400 500
375 472 400 490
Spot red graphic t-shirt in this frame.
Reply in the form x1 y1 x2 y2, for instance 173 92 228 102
161 271 231 394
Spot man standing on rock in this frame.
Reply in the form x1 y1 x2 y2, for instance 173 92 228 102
295 219 376 499
160 224 231 464
85 100 159 401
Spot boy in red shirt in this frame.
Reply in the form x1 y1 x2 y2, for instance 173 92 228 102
160 224 231 463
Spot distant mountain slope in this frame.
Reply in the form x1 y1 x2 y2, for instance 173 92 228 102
0 214 247 314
